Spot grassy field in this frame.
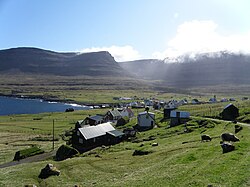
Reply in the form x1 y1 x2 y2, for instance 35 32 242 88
0 102 250 186
0 74 250 186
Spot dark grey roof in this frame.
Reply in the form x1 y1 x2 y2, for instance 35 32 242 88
107 130 124 137
78 122 115 140
109 109 122 117
87 115 104 121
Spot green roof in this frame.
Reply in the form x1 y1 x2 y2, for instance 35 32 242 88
107 130 124 137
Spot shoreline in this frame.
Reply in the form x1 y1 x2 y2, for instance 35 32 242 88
0 93 112 109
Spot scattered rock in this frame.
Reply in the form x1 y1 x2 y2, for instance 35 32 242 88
152 142 158 146
221 133 239 142
201 134 212 142
132 150 152 156
38 163 60 179
221 142 235 153
235 125 243 134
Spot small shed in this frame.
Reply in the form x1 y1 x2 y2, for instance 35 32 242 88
106 130 124 144
137 111 155 130
170 111 190 126
220 103 239 120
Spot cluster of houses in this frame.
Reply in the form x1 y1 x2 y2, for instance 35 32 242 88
71 107 158 152
70 94 242 152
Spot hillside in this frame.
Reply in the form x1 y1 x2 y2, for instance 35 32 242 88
0 47 129 76
120 52 250 88
0 103 250 186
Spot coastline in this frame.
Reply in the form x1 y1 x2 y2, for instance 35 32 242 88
0 93 111 109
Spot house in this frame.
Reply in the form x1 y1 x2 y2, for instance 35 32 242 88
105 109 122 122
72 122 124 152
166 100 179 108
220 103 239 120
191 99 200 104
83 115 104 126
120 107 134 118
137 111 155 130
220 98 228 102
209 98 217 103
163 107 177 119
178 99 188 106
170 111 190 127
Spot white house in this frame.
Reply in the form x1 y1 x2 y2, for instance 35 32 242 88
191 99 200 104
120 107 134 118
137 111 155 130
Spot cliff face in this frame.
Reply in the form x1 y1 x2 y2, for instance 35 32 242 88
0 47 128 76
120 52 250 87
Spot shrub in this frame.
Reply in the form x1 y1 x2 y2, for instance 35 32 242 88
55 144 79 161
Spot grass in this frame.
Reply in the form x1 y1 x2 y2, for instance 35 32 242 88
0 75 250 186
0 106 250 186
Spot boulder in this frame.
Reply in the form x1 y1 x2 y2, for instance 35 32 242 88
201 134 212 142
56 144 79 161
221 133 239 142
221 142 235 153
38 163 60 179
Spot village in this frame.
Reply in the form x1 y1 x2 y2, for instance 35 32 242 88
65 95 243 154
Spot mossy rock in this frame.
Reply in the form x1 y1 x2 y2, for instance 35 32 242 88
56 144 79 161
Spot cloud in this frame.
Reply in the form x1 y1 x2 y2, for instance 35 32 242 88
79 45 141 62
153 20 250 59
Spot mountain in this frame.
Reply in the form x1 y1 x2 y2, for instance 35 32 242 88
0 47 128 76
120 52 250 87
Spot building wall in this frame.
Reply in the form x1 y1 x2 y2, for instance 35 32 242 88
138 113 155 127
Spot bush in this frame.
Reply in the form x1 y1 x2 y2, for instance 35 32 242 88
56 144 79 161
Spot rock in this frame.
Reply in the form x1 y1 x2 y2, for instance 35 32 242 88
152 142 158 146
221 142 235 153
132 150 151 156
38 163 60 179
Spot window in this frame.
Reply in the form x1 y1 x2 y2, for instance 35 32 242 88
79 138 83 144
77 131 80 136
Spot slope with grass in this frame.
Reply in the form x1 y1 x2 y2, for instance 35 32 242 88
0 108 250 186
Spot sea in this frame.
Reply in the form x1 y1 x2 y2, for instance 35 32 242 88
0 96 90 116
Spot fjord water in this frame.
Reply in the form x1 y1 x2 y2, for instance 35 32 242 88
0 96 90 115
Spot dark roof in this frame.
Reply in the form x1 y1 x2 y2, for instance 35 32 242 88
109 109 122 117
87 115 103 121
107 130 125 137
224 103 238 110
138 111 155 116
78 122 115 140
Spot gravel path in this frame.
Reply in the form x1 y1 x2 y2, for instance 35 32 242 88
0 150 56 169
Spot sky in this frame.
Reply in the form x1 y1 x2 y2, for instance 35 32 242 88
0 0 250 61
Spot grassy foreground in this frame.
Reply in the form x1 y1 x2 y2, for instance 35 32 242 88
0 107 250 186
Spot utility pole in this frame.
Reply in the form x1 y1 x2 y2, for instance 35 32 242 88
52 119 55 150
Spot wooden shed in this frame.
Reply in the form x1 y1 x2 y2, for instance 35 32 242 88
170 111 190 127
220 103 239 120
